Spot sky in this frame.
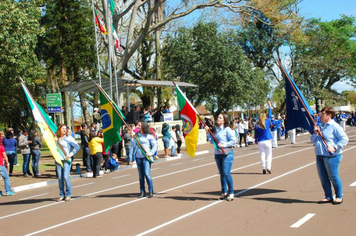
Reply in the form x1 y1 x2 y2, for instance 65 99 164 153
298 0 356 92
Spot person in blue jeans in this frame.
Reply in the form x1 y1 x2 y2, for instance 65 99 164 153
29 131 42 177
55 124 80 202
205 114 237 202
18 129 32 176
132 122 157 198
161 123 170 158
124 125 134 165
311 107 348 205
0 145 15 196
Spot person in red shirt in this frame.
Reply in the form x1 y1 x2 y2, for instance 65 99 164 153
0 146 15 196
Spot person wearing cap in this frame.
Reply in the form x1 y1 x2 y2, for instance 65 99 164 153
18 129 32 177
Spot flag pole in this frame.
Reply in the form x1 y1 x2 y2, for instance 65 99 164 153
276 59 329 149
92 80 153 161
20 78 68 162
91 1 102 86
173 82 226 154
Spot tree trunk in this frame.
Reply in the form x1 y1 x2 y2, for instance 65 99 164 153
79 92 91 125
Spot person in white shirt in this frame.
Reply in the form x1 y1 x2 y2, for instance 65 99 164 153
170 126 177 157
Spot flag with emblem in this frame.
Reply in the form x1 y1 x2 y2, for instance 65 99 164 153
175 84 199 157
21 80 66 167
99 87 124 152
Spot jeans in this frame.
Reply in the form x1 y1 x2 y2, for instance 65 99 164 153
31 150 41 176
162 137 170 149
56 161 72 197
215 152 234 195
277 127 281 140
136 157 153 193
84 147 92 172
6 151 16 174
82 146 90 167
125 146 133 163
316 154 343 199
22 153 30 175
171 142 177 156
0 165 12 192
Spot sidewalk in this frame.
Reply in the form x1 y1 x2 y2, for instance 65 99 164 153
6 142 214 193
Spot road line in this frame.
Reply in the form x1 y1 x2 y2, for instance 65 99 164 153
151 168 160 171
195 150 209 155
19 193 48 201
290 213 315 228
349 181 356 187
111 174 131 180
24 147 317 235
192 158 204 162
72 182 94 189
171 163 183 166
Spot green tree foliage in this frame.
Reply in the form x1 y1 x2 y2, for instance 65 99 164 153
41 0 96 123
0 0 45 129
291 15 356 111
162 22 269 116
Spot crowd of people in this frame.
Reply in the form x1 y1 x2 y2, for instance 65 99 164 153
0 103 350 205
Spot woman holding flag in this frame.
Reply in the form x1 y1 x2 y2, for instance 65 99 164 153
56 124 79 202
205 114 236 202
311 107 348 205
133 121 157 198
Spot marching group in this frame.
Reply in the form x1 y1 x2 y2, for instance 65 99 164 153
0 103 350 205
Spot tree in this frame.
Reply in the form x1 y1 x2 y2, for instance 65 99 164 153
41 0 96 125
0 0 45 130
162 22 268 116
291 15 356 112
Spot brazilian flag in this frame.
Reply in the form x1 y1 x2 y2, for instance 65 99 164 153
99 91 124 153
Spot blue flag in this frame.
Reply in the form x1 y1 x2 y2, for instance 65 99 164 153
283 64 314 134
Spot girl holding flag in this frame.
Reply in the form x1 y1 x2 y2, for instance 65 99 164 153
56 124 79 202
205 114 236 202
133 121 157 198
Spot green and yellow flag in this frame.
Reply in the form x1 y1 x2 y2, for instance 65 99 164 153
99 89 124 153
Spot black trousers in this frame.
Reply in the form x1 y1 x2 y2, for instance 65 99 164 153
92 152 102 177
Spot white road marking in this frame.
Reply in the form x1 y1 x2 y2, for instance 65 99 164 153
350 181 356 187
72 182 94 189
195 150 209 155
111 174 131 180
171 162 183 166
24 146 317 235
151 168 160 171
290 213 315 228
192 158 204 162
19 193 48 201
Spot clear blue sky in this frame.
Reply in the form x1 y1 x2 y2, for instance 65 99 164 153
298 0 356 92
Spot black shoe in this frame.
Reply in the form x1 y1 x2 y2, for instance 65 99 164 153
148 192 153 198
28 172 33 176
138 192 146 198
317 199 333 204
262 169 266 174
267 169 271 174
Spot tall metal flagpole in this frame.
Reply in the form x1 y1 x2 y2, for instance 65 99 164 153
91 0 102 86
104 0 113 97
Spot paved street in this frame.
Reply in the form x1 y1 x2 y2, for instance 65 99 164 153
1 130 356 236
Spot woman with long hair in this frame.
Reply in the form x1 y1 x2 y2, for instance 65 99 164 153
254 101 273 174
29 130 42 177
132 121 157 198
205 114 236 202
55 124 79 202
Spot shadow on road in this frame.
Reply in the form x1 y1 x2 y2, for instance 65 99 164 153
250 197 316 204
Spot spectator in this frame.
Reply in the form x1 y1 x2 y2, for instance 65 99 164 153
29 130 42 177
89 130 104 178
170 125 177 157
0 145 15 196
18 129 32 177
124 125 134 165
3 132 17 176
161 123 170 158
175 124 184 157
